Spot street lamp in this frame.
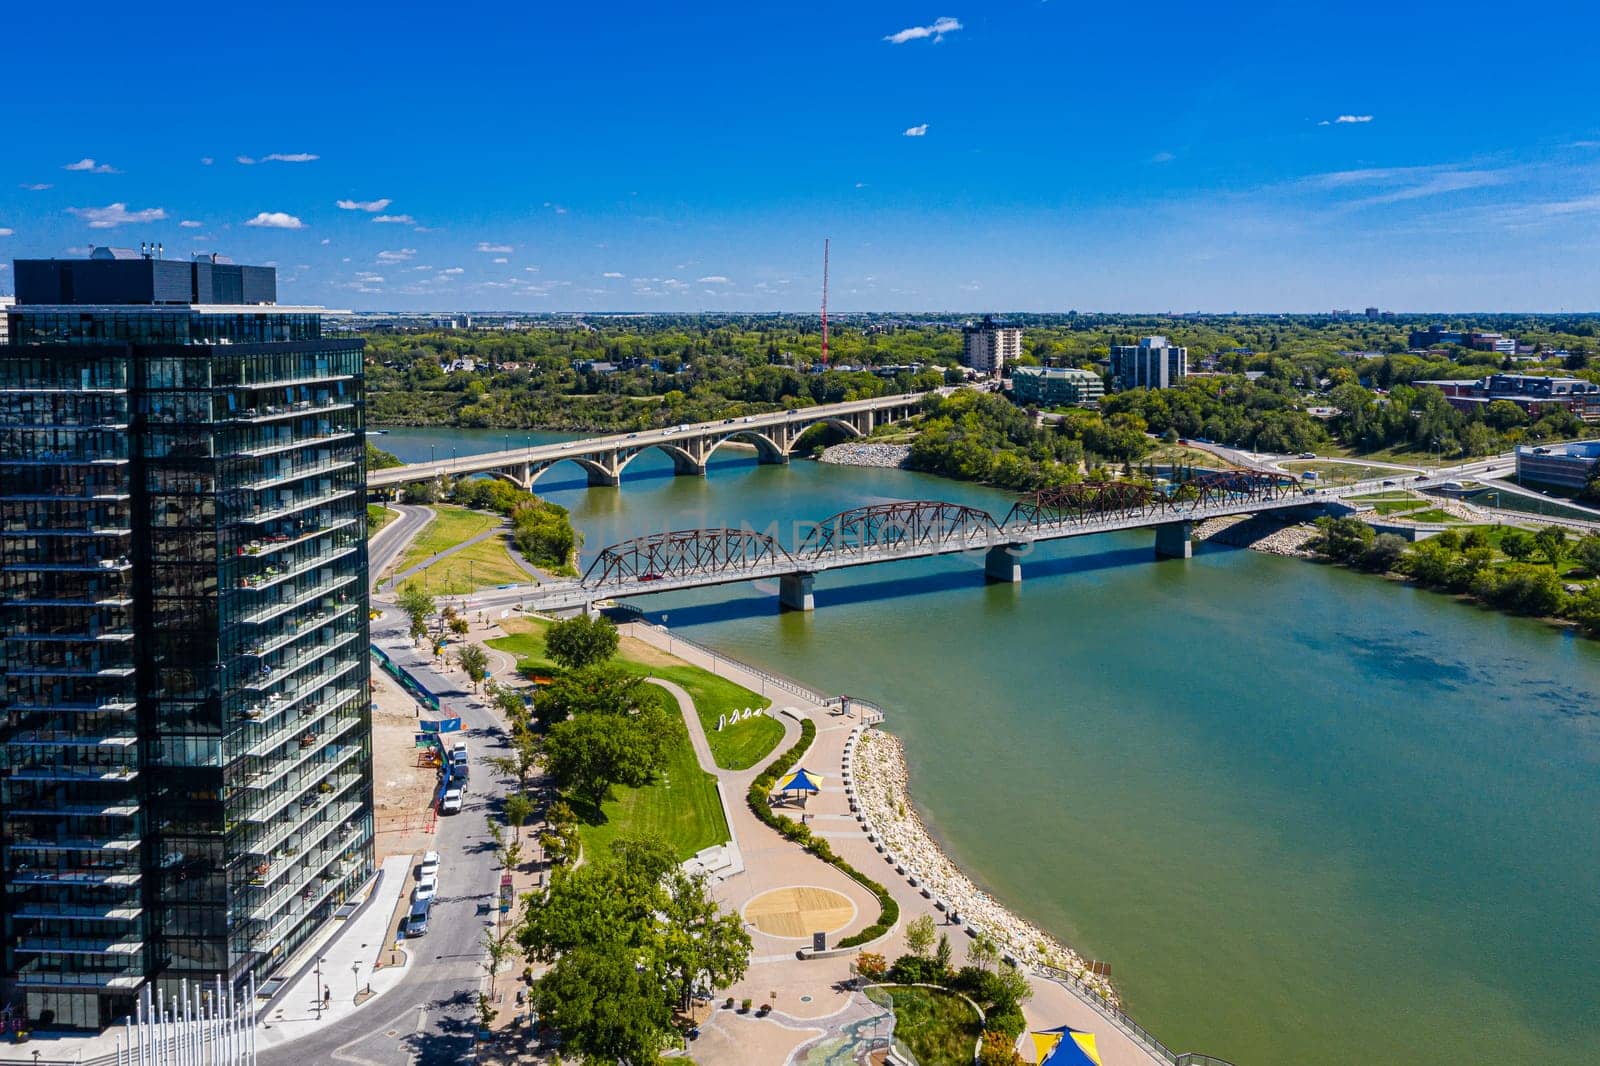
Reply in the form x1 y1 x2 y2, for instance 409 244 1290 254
662 614 671 654
352 960 363 1000
316 955 328 1018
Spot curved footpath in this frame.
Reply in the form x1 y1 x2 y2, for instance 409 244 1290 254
620 621 1174 1066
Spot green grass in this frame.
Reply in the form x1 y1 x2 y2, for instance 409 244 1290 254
394 505 528 593
1405 508 1463 524
1281 460 1418 483
1371 500 1428 515
367 504 396 537
865 986 983 1066
396 505 500 570
570 706 728 862
488 618 782 771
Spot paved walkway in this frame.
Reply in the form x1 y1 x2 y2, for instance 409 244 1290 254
256 853 414 1050
389 522 507 584
620 621 1173 1066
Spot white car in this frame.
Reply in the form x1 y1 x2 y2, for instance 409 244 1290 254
441 789 464 814
418 851 440 879
413 875 438 904
450 746 468 766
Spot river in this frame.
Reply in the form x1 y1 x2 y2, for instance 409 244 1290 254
376 426 1600 1066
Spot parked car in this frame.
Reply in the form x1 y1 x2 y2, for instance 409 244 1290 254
441 788 464 814
418 851 440 879
413 875 438 904
450 744 468 766
405 899 431 937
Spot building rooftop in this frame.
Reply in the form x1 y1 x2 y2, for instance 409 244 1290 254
12 249 278 307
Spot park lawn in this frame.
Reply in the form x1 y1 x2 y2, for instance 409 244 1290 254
367 504 395 537
395 505 501 571
1405 508 1464 523
1281 460 1417 483
1371 500 1429 515
569 708 728 862
489 618 781 771
401 534 529 595
865 985 983 1066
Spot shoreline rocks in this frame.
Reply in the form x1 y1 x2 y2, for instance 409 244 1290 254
818 442 913 469
1195 514 1319 557
853 728 1120 1005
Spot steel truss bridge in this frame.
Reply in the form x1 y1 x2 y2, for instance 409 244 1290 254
368 393 927 490
509 469 1417 612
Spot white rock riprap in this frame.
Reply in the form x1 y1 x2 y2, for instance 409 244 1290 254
852 727 1119 1004
818 442 913 469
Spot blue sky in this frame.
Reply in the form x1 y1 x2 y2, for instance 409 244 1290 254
2 1 1598 312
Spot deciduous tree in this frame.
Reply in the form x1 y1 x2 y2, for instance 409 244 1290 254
545 614 621 671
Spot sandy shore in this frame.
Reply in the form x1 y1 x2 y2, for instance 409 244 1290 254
852 727 1120 1005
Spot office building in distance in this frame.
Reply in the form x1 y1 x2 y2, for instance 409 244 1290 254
961 315 1022 378
1417 374 1600 423
0 249 374 1030
1514 440 1600 489
1110 336 1188 391
1009 365 1104 408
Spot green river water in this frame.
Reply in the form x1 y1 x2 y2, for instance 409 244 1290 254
377 428 1600 1065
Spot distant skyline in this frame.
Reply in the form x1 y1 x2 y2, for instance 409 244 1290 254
3 1 1599 312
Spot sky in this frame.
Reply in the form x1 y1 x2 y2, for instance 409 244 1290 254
2 0 1599 313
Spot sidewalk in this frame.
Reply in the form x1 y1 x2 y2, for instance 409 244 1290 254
255 853 414 1050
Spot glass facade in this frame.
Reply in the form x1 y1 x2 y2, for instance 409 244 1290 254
1 309 373 1031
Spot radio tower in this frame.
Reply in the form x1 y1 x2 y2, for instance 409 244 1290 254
820 238 830 367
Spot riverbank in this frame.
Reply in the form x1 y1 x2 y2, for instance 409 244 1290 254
819 441 913 468
852 728 1120 1004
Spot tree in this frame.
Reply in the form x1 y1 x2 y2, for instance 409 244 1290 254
544 614 620 671
1533 525 1568 568
978 1033 1027 1066
535 663 659 728
540 800 580 866
455 643 489 692
482 926 515 999
1573 533 1600 576
504 791 535 844
855 952 888 981
519 834 751 1063
905 914 937 959
1500 529 1535 561
543 704 673 809
968 933 1000 973
1314 516 1375 563
1360 533 1410 573
934 932 954 974
396 583 435 642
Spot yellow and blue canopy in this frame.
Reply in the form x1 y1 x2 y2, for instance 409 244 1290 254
776 767 823 792
1032 1026 1103 1066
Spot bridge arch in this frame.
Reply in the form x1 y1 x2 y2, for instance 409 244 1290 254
797 500 1001 558
792 415 867 441
525 456 620 488
613 442 705 479
581 527 795 589
704 429 787 465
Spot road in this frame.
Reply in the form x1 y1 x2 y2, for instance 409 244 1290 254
369 504 435 591
259 598 515 1066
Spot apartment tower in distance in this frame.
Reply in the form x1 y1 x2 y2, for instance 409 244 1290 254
961 315 1022 378
1110 335 1188 390
0 248 374 1030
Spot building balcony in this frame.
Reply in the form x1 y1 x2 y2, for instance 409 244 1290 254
236 544 358 593
4 801 140 818
233 517 357 562
238 808 366 899
240 576 358 628
3 662 136 679
5 763 138 783
235 686 361 761
2 832 141 854
233 756 362 828
4 628 136 646
4 729 138 749
240 828 366 940
239 628 361 696
5 867 141 887
224 399 355 426
242 458 358 494
8 901 143 922
5 557 132 574
238 601 360 662
233 660 361 730
15 935 145 957
237 429 357 461
237 486 359 527
231 374 356 395
10 961 144 990
232 797 363 866
236 723 360 796
3 699 138 715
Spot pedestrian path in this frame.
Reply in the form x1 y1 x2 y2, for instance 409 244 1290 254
255 853 413 1050
389 523 507 584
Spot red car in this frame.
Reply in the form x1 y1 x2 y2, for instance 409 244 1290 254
638 573 663 582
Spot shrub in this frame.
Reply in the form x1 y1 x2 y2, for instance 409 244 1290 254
978 1032 1026 1066
886 953 949 985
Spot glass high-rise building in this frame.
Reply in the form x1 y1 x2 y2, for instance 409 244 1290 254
0 249 374 1031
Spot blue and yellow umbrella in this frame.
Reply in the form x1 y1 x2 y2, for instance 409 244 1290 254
1031 1025 1103 1066
776 767 824 793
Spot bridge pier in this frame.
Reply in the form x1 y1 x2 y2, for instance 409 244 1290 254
757 451 790 466
984 544 1023 583
778 572 815 612
1154 520 1193 559
670 453 707 478
586 467 620 487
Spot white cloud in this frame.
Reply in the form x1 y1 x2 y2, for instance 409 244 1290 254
697 275 731 284
603 271 625 278
244 211 305 229
477 242 514 253
904 124 929 137
0 228 13 237
337 198 392 212
884 16 962 44
855 181 868 188
524 266 540 273
377 248 418 263
320 238 331 245
180 220 203 228
372 214 415 224
440 267 465 276
63 158 118 174
20 182 52 191
67 203 167 229
1151 151 1176 163
542 202 568 215
493 257 509 264
355 272 385 282
236 155 256 165
1303 163 1513 208
262 152 318 163
1320 114 1374 126
200 157 214 166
